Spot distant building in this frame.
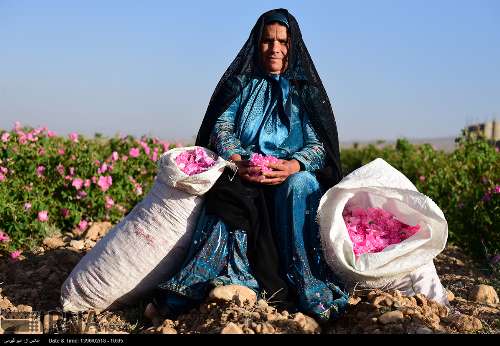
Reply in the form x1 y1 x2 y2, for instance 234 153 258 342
466 120 500 141
465 120 500 150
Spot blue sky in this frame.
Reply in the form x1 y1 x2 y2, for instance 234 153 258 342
1 0 499 142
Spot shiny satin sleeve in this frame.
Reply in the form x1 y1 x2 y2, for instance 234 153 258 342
291 111 327 171
210 93 250 160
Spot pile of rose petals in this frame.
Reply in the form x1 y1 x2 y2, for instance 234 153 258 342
175 148 216 176
343 207 421 256
249 153 279 176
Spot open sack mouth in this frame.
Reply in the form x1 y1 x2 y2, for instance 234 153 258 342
342 189 433 259
343 201 422 258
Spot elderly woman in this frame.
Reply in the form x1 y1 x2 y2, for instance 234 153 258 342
145 8 348 324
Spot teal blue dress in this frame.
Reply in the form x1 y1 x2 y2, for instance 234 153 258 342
153 74 348 322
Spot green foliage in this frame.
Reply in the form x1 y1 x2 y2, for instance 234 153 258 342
1 125 498 266
0 126 179 253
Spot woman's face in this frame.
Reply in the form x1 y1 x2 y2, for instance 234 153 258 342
260 22 289 74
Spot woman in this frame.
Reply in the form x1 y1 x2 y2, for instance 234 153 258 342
145 8 348 324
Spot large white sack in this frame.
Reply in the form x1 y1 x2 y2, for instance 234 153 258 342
61 146 235 312
317 158 449 305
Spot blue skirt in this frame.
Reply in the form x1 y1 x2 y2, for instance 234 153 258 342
153 172 349 322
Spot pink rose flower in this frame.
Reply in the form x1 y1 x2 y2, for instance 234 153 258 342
37 210 49 222
0 231 10 242
105 195 115 209
36 165 46 177
84 179 91 188
129 148 140 158
111 151 119 161
69 132 79 142
77 190 87 199
60 208 70 218
0 173 5 182
160 141 170 152
24 202 31 211
47 130 57 138
78 220 89 232
249 153 279 176
10 250 22 260
72 178 83 190
97 175 113 192
135 184 143 196
98 163 108 174
152 148 159 162
1 132 10 142
58 148 65 155
419 176 425 182
56 164 65 176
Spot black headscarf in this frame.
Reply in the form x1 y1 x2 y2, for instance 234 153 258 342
196 8 343 188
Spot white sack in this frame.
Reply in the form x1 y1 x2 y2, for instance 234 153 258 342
317 158 449 305
61 146 234 312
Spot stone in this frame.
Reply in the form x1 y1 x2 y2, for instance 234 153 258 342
260 322 275 334
243 327 255 334
257 299 268 309
416 327 433 334
0 296 14 309
292 312 321 334
444 313 483 332
43 237 65 249
378 311 404 325
70 240 85 250
84 239 96 248
469 285 499 306
415 294 428 307
220 322 244 334
446 290 455 302
208 285 257 306
160 326 177 334
85 222 113 241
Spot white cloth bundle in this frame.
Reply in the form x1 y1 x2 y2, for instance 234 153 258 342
61 146 235 312
317 158 449 306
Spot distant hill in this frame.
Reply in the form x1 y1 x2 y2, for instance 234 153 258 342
340 136 457 152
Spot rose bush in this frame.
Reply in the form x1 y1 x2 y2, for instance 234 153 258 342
1 123 498 268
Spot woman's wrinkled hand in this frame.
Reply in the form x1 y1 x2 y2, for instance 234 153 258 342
261 159 301 185
229 155 300 185
229 154 264 184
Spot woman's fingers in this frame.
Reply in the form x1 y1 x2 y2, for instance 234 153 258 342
240 174 265 184
262 170 288 178
266 162 287 171
260 177 286 185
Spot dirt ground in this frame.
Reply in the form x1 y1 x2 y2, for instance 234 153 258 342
0 223 498 334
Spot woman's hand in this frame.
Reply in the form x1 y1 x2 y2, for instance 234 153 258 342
229 154 264 184
260 159 301 185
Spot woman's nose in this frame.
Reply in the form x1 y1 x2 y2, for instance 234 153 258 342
271 41 280 53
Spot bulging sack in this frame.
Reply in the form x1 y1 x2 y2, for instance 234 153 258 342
317 158 449 305
60 146 234 312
